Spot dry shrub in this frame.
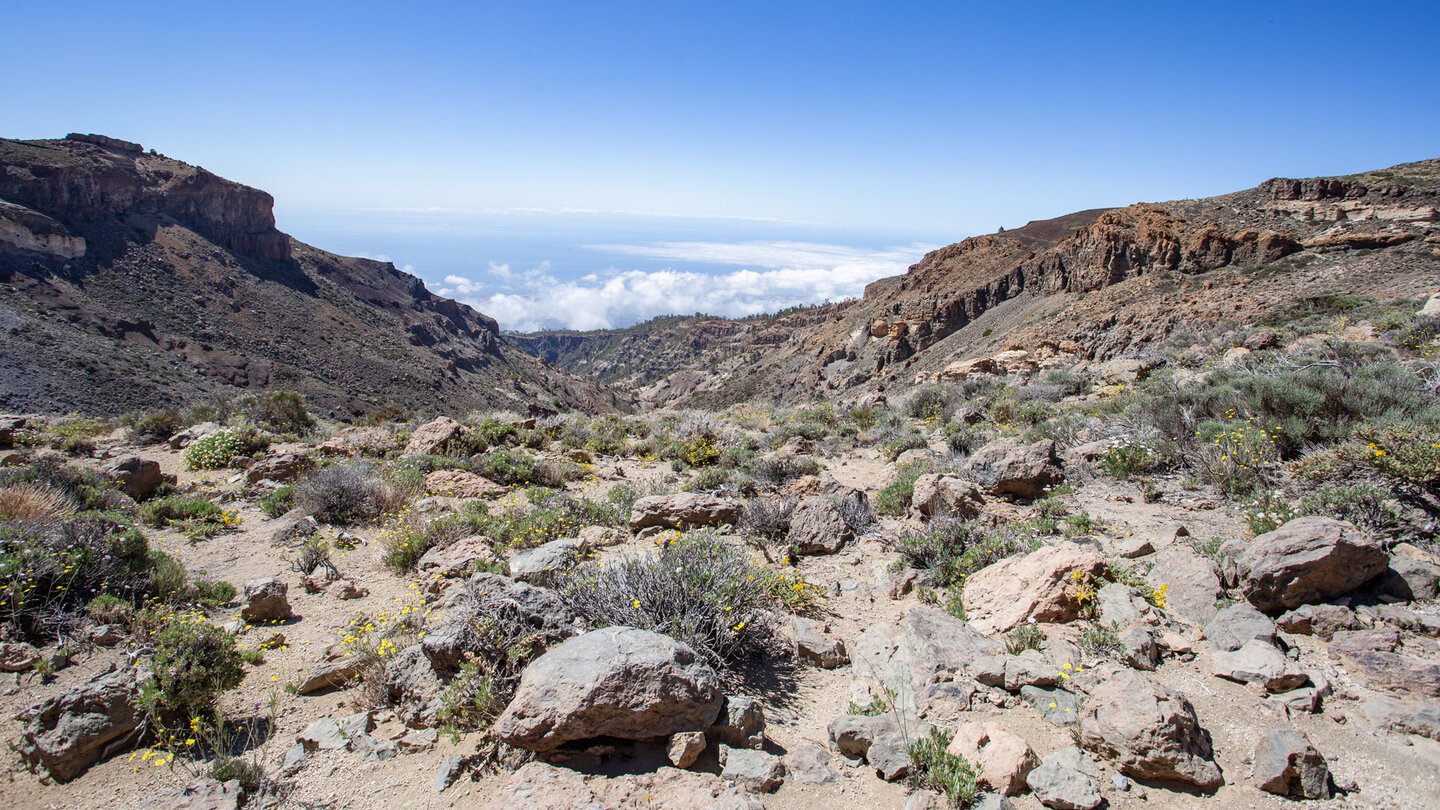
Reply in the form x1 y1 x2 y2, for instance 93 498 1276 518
0 484 75 521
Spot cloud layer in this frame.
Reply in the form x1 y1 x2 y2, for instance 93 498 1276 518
434 240 932 332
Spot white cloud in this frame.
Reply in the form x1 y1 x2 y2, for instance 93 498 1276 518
367 206 827 226
437 240 935 332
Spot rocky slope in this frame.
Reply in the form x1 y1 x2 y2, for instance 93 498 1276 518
0 134 628 417
515 162 1439 408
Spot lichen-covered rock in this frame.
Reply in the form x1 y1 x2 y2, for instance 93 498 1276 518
494 627 723 751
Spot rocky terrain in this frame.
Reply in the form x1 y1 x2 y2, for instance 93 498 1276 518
0 151 1438 810
0 134 626 417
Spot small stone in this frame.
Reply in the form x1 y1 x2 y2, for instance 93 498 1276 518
395 728 438 753
1027 746 1103 810
280 743 307 776
1252 728 1330 799
708 695 766 749
1020 685 1080 726
435 754 466 793
240 577 291 624
296 659 364 695
1203 603 1278 652
785 742 840 784
795 618 849 669
867 731 914 781
719 745 785 792
667 731 706 768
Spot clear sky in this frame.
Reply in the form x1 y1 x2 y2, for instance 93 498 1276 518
5 1 1438 330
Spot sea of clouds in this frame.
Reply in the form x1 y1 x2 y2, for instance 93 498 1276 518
434 239 934 332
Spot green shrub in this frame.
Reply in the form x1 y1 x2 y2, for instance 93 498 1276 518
475 449 565 487
194 579 237 607
907 727 977 807
184 430 248 470
237 390 315 436
1006 623 1044 655
144 620 246 720
881 432 928 461
260 485 295 518
896 518 1040 587
558 532 782 672
1358 423 1440 494
129 408 183 443
139 497 236 539
1100 438 1175 479
745 454 821 487
874 461 929 517
1079 622 1123 657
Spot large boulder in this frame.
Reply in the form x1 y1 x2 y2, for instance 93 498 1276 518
403 416 468 457
424 469 507 498
962 543 1106 636
137 778 242 810
962 439 1064 499
1027 746 1103 810
417 535 498 578
1211 640 1308 693
1234 517 1389 613
169 422 219 449
494 627 723 751
629 493 741 531
17 665 148 782
508 538 585 585
787 497 852 555
105 454 164 500
1079 669 1222 789
946 722 1039 796
1252 729 1329 799
908 474 985 521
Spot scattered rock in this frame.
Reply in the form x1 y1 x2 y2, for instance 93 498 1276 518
908 474 986 520
424 469 506 498
827 712 899 760
1027 746 1104 810
947 721 1040 796
668 731 706 768
1235 517 1389 613
404 416 468 456
169 422 219 449
240 577 291 623
297 712 373 751
849 606 1003 711
868 731 915 781
1004 650 1058 691
707 695 766 749
962 543 1106 635
1021 685 1081 725
353 733 398 761
1211 639 1308 693
1252 728 1330 799
788 497 852 554
577 525 627 547
794 618 849 669
1120 625 1161 671
280 743 307 776
1276 604 1361 640
333 579 368 599
1377 556 1440 602
137 777 242 810
396 728 439 753
1115 536 1154 558
1203 603 1278 652
963 438 1065 499
296 659 365 695
785 742 840 784
719 745 786 792
508 538 585 585
1097 582 1150 628
105 454 165 500
1149 547 1222 626
494 627 723 752
245 453 314 484
0 640 41 672
1079 669 1223 789
16 665 147 782
435 754 468 793
629 493 742 531
417 534 498 578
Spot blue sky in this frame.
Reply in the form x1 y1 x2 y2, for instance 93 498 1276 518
5 1 1438 330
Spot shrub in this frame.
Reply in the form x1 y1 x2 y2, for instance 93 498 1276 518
896 518 1040 588
744 454 821 487
881 432 928 461
0 458 124 513
907 727 977 807
377 505 443 571
260 485 295 518
475 449 565 488
297 463 399 525
906 386 955 420
738 496 796 549
1099 438 1176 479
194 579 238 607
128 408 183 443
1079 622 1123 657
144 620 246 720
1297 483 1401 535
0 484 75 521
1006 623 1044 655
139 497 237 540
874 461 929 516
837 490 876 536
1358 423 1440 495
0 515 155 639
238 390 315 436
183 430 246 470
559 532 781 672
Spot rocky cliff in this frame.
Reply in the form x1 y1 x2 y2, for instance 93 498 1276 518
0 135 627 416
515 160 1440 408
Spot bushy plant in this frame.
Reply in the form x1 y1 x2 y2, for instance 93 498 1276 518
1006 623 1045 655
0 483 75 521
297 463 399 525
237 390 315 436
874 461 930 516
744 454 821 487
896 518 1040 588
738 496 796 550
559 532 781 672
128 408 183 443
144 620 246 720
139 497 238 540
475 449 566 487
907 727 977 807
0 458 123 513
183 430 246 470
881 432 928 461
260 485 295 518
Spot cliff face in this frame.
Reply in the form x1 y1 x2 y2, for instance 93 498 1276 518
515 159 1440 409
0 135 626 417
